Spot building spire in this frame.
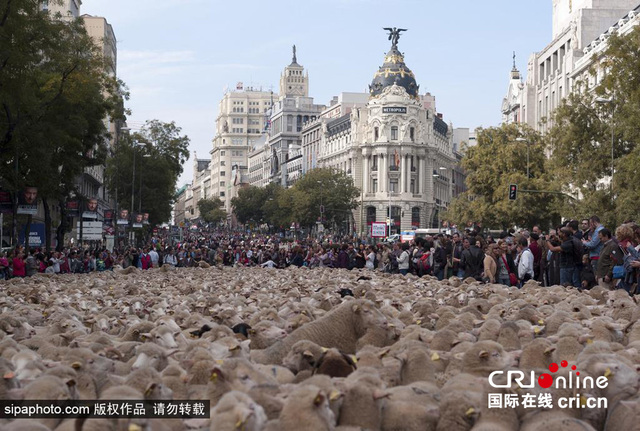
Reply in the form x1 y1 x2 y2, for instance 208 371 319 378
512 51 517 71
292 44 297 64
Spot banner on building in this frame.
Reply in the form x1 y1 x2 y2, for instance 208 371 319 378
82 198 99 219
17 187 38 215
0 191 13 214
117 209 130 225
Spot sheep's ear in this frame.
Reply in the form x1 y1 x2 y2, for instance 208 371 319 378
544 346 556 355
352 304 360 313
140 333 150 341
71 362 82 370
378 348 390 358
210 367 224 382
313 391 325 407
372 389 390 400
66 379 76 388
167 349 180 357
478 351 489 359
302 350 314 359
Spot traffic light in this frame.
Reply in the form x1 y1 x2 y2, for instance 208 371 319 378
509 184 518 200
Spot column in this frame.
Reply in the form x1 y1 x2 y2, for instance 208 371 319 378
380 153 386 193
400 152 407 194
363 154 369 193
418 157 423 195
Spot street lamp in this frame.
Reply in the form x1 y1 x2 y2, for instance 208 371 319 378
595 96 615 204
515 137 530 179
131 141 146 217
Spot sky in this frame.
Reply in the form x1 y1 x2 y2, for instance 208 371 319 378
81 0 551 187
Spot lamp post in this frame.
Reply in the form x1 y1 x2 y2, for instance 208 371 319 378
515 137 529 179
595 96 615 205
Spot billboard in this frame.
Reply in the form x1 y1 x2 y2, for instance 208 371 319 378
19 223 45 247
371 222 387 238
17 187 38 215
65 200 80 217
82 198 98 219
117 209 130 225
132 212 143 228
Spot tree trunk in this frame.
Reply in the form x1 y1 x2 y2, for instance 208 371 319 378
24 214 32 255
43 198 51 252
56 198 67 251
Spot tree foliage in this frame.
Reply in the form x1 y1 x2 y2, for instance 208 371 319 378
231 168 360 230
197 198 226 224
445 124 561 230
106 120 190 224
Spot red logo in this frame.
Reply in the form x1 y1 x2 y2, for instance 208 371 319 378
538 360 579 388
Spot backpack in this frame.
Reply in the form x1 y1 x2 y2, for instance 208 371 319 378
419 252 431 273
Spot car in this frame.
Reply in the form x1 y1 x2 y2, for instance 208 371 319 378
384 234 401 244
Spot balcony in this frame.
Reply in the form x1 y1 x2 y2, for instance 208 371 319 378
389 165 399 171
371 166 378 172
411 166 416 172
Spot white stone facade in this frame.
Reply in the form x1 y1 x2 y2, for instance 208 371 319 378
210 88 276 211
504 0 639 132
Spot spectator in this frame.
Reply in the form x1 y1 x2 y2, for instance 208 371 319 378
582 215 605 274
516 236 534 287
596 228 623 290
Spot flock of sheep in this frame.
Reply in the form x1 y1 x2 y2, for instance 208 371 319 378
0 264 638 430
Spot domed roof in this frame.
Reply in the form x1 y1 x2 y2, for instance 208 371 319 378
369 47 419 100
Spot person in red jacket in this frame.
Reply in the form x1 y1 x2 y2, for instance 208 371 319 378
140 247 151 270
11 251 26 278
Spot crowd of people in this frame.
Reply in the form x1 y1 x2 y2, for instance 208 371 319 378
1 215 639 293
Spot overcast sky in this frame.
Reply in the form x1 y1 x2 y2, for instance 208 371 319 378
81 0 551 186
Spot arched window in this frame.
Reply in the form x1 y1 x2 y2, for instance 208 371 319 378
374 127 379 141
410 127 415 142
391 126 398 141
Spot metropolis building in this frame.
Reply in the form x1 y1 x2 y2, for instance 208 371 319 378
312 31 456 235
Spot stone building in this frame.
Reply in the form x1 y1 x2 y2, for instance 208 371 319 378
210 86 276 212
502 0 640 131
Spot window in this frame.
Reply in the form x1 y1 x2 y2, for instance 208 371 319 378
220 161 226 166
221 151 225 156
389 180 398 193
220 181 225 187
374 127 379 141
410 179 415 194
372 179 378 193
391 126 398 140
411 207 420 227
372 155 378 170
366 207 377 225
220 191 225 197
220 171 226 177
410 127 415 142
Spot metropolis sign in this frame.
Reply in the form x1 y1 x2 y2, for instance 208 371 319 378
382 107 407 114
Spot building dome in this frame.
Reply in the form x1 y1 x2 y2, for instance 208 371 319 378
369 47 419 100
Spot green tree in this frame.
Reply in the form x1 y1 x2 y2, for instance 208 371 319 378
231 186 266 225
0 0 126 249
197 198 226 224
445 124 561 230
106 120 190 225
288 168 360 230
